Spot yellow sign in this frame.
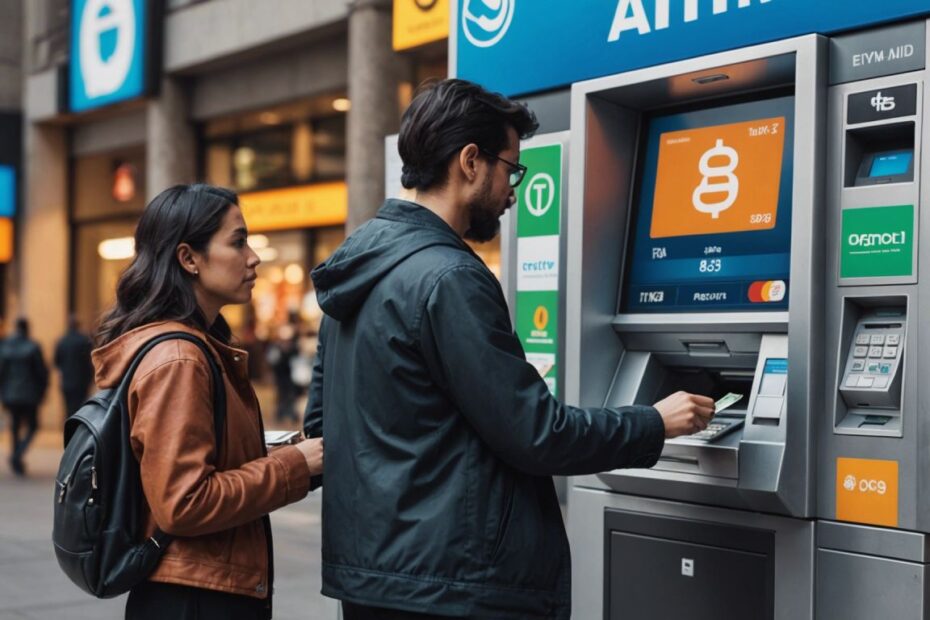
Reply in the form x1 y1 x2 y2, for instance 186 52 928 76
239 182 347 233
836 457 899 527
393 0 449 51
0 217 13 263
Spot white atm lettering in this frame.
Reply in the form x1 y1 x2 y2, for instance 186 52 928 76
609 0 773 41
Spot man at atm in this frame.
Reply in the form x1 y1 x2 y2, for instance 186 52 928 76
304 78 715 620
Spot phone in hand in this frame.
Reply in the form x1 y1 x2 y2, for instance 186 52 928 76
264 430 302 447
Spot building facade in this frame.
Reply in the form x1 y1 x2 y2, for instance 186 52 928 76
15 0 471 427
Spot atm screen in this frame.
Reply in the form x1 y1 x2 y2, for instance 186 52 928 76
868 151 912 177
622 95 795 313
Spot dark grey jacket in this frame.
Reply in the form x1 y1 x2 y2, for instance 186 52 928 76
304 199 664 619
0 334 49 408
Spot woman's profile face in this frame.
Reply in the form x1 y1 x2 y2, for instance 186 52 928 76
195 206 261 307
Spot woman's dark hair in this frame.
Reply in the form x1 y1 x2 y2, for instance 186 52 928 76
398 78 539 191
96 184 239 347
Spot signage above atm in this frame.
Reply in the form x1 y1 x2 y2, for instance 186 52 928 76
454 0 930 96
69 0 160 113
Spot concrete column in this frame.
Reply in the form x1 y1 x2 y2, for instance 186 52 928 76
147 76 196 200
346 0 405 231
20 122 69 428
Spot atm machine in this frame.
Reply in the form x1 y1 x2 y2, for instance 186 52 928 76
565 36 826 619
816 20 930 620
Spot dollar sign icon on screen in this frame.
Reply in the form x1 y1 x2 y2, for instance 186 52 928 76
692 139 740 219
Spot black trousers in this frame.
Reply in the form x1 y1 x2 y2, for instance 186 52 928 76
342 601 456 620
126 581 270 620
7 404 37 462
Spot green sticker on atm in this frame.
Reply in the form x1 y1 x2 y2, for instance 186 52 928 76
516 290 559 396
516 144 562 238
840 205 914 279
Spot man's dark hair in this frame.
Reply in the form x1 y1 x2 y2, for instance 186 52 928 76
15 318 28 337
398 79 539 191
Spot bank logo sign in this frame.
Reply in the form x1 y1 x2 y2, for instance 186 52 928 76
836 457 898 527
455 0 930 95
70 0 151 112
840 204 914 279
462 0 515 48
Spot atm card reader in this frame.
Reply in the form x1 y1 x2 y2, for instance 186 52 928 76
687 417 745 442
839 312 904 411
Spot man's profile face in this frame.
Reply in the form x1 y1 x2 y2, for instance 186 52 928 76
464 127 520 243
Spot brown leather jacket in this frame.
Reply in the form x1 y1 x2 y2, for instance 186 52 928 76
92 321 311 599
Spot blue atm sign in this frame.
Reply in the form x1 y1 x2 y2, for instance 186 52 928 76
70 0 152 113
455 0 930 96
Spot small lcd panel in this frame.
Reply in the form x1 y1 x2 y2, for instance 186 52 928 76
622 96 795 314
870 151 912 177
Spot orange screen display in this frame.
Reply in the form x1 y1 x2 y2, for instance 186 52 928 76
650 117 786 239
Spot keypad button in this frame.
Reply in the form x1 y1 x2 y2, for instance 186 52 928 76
868 346 883 358
879 363 892 374
851 360 865 371
874 376 889 389
856 334 870 345
858 376 874 388
854 346 868 358
845 375 859 387
883 347 898 359
886 334 900 346
870 335 885 345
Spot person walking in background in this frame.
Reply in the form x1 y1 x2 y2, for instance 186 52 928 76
266 323 299 423
54 315 94 421
0 318 49 476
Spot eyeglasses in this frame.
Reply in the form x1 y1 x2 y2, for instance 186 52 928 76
481 149 528 188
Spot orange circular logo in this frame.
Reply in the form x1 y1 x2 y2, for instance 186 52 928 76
533 306 549 330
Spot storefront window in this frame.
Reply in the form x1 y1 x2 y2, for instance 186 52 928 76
204 96 347 194
72 148 146 333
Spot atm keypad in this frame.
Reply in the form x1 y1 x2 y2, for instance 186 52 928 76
689 418 744 442
843 326 904 392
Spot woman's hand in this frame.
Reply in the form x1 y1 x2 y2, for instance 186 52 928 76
295 437 324 476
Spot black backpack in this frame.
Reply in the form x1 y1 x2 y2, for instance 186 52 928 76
52 332 226 598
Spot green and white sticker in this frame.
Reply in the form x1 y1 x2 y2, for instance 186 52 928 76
841 205 914 279
514 142 563 397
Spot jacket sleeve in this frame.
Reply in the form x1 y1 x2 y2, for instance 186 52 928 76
129 357 311 537
302 318 327 490
420 265 665 477
33 346 49 398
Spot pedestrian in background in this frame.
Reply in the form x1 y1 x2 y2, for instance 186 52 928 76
0 318 49 476
266 323 299 423
54 315 94 421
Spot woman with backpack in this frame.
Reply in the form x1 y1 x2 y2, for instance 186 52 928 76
92 184 324 620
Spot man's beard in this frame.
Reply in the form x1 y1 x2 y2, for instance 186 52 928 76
464 177 503 243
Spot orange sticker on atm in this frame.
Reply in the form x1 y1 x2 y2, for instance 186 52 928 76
650 117 786 239
835 458 899 527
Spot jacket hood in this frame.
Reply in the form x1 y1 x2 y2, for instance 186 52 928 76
92 321 234 389
311 199 471 321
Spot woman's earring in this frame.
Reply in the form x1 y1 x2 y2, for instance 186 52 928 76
193 269 199 275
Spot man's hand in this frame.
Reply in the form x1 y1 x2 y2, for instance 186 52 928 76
653 391 716 439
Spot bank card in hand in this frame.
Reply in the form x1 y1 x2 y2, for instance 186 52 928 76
715 392 744 414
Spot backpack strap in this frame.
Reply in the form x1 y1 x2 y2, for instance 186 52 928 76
114 331 226 456
114 331 228 550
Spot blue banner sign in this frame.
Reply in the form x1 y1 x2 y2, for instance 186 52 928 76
70 0 151 112
0 165 14 219
455 0 930 95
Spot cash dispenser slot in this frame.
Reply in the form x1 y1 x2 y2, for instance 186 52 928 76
834 298 906 437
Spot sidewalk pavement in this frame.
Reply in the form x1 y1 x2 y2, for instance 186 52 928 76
0 430 335 620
